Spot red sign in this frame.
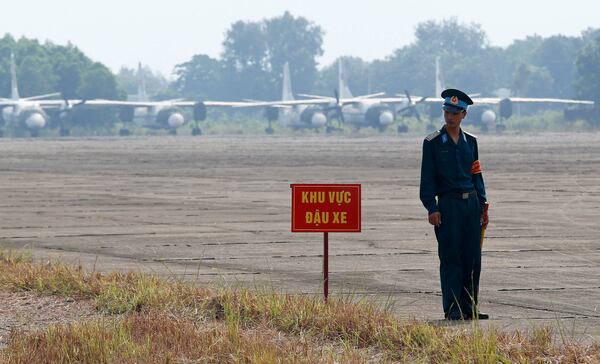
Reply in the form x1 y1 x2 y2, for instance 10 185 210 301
291 184 361 232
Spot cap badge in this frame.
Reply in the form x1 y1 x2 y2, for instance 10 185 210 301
450 96 458 105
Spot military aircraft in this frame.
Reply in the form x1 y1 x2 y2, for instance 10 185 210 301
240 62 328 134
0 53 80 137
240 60 404 133
408 56 596 132
262 62 329 133
91 63 246 136
321 60 396 131
238 56 595 134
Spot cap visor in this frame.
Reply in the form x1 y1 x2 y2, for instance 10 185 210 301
443 104 464 113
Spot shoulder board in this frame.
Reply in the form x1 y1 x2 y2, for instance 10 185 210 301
463 131 478 139
425 130 441 141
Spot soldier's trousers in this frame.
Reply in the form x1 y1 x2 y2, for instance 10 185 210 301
434 194 482 317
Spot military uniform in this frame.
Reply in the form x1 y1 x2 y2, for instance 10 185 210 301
419 89 488 320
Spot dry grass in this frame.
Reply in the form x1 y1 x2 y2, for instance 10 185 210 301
0 250 212 314
2 312 369 364
0 249 599 363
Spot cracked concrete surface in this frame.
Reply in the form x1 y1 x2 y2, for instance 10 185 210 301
0 132 598 342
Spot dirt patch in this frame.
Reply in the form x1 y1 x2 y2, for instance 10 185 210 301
0 291 101 347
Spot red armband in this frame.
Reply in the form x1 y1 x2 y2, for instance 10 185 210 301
471 160 482 174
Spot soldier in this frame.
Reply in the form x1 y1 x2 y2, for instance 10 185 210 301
419 88 489 320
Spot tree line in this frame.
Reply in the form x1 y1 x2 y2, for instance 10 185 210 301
173 15 600 103
0 34 123 100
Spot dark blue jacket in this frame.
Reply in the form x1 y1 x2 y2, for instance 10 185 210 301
420 126 487 215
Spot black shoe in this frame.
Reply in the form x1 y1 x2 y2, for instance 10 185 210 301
445 313 466 321
470 312 489 320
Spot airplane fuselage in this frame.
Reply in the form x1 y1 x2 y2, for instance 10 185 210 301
279 104 327 129
1 101 49 130
133 102 185 129
340 100 395 129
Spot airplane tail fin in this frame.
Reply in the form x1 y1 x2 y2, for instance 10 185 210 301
137 62 148 102
281 62 294 101
435 56 445 97
10 53 19 100
338 59 353 99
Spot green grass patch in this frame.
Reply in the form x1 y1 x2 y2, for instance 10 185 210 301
504 111 599 132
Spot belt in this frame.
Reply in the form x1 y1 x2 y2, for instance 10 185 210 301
441 190 476 200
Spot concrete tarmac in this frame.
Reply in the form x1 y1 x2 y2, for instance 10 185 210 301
0 132 598 341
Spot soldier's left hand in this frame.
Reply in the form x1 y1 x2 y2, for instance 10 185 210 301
481 202 489 229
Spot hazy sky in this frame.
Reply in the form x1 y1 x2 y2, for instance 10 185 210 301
2 0 598 77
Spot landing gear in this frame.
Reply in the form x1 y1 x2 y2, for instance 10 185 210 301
59 128 70 137
397 124 408 133
191 127 202 136
265 107 278 134
119 128 130 136
265 118 275 135
169 129 177 136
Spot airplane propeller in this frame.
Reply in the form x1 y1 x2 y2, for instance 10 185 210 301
60 97 87 117
58 97 87 126
323 89 345 126
56 97 86 136
396 90 423 123
332 89 345 124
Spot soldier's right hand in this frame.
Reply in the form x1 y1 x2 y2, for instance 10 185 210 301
428 212 442 227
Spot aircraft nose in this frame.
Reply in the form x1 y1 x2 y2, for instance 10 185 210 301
2 107 13 122
481 109 497 124
379 111 394 125
168 113 185 128
25 113 46 129
311 112 327 127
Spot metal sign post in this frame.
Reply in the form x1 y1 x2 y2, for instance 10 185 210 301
290 184 361 302
323 232 329 301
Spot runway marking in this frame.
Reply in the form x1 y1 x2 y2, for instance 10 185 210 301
150 251 431 262
498 286 600 292
174 268 425 276
486 299 600 319
484 248 554 252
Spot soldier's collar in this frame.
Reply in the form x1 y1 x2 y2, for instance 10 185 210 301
439 126 466 144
